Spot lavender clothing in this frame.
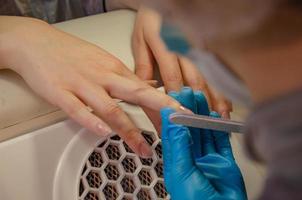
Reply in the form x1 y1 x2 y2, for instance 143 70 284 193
245 89 302 200
0 0 106 23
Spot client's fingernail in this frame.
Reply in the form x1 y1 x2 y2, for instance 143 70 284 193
96 123 112 136
179 106 193 114
145 80 158 87
140 142 153 158
222 111 230 119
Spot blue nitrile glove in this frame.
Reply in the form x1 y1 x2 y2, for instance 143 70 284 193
168 87 210 158
161 87 247 200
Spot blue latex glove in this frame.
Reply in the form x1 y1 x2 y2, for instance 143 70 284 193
161 87 247 200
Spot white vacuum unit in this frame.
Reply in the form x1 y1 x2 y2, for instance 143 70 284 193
53 102 170 200
0 102 170 200
76 132 167 200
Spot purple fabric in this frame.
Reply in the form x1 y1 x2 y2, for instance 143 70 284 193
245 89 302 199
81 0 104 16
0 0 105 23
0 0 20 16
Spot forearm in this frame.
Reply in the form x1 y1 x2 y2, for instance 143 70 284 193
106 0 141 11
0 16 19 70
0 16 47 71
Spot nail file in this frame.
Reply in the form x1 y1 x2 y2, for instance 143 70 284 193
169 112 245 133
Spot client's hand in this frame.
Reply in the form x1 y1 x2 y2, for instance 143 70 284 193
132 7 232 117
0 16 184 158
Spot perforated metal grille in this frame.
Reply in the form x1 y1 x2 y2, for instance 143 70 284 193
78 131 170 200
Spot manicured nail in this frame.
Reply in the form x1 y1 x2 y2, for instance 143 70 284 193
96 123 112 136
222 111 230 119
139 142 153 158
179 106 194 114
145 80 158 87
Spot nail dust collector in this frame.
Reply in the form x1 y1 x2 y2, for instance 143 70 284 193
0 101 170 200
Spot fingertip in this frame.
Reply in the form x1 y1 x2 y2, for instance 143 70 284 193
181 86 194 93
144 80 158 87
221 111 231 119
179 87 196 111
194 90 206 100
195 91 210 115
214 101 232 116
139 141 153 158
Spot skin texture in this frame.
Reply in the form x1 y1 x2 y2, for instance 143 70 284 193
0 16 188 158
132 6 232 117
160 87 246 200
145 0 302 104
0 0 231 157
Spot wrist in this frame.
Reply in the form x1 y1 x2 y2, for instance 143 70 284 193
0 17 47 72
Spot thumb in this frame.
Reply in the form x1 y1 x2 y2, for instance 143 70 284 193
171 125 196 175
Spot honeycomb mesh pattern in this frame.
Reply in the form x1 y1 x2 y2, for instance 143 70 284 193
79 131 170 200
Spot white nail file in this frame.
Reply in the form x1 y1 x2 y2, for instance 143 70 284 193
169 112 245 133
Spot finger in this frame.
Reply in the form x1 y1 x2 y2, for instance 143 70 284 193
208 87 233 119
144 80 158 87
194 91 213 155
99 73 189 113
79 56 143 86
73 80 153 158
194 91 210 115
160 107 175 191
132 30 155 80
57 90 112 136
178 87 203 158
179 57 213 107
161 108 200 185
179 87 197 112
170 120 198 176
141 106 162 134
144 30 184 92
210 111 234 160
201 129 216 155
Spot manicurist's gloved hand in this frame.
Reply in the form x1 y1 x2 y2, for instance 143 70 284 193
160 87 247 200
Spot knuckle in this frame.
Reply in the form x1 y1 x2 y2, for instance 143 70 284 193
132 32 144 46
70 77 87 93
132 85 152 104
124 130 145 149
105 59 125 74
65 104 85 118
103 102 123 116
135 63 152 72
125 128 141 141
111 59 125 69
165 72 182 83
192 78 207 90
216 102 232 113
165 96 180 108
